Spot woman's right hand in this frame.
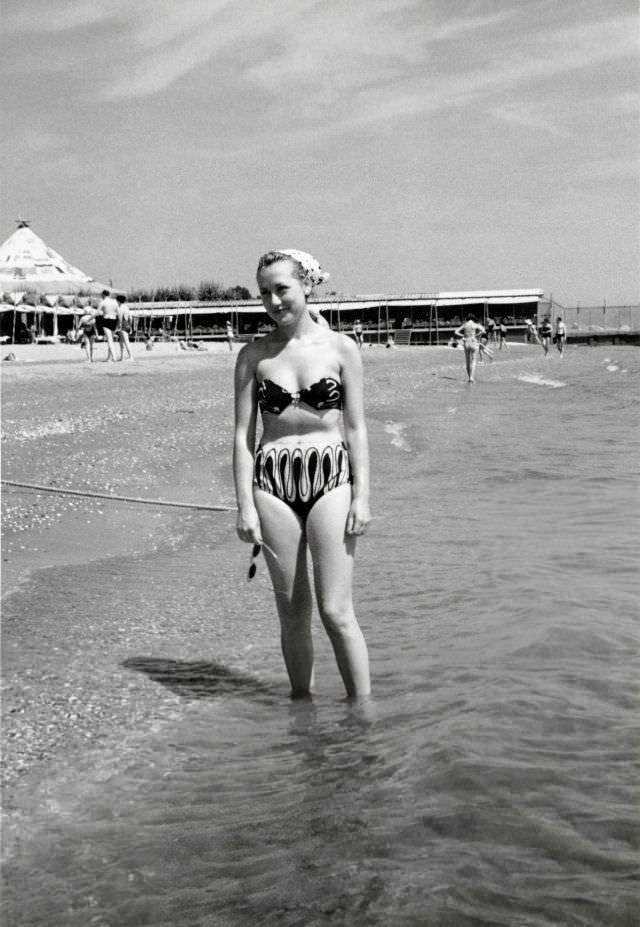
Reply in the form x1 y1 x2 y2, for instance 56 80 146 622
236 506 262 545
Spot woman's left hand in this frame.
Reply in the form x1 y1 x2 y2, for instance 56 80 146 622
346 496 371 536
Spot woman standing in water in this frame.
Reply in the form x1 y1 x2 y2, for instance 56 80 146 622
233 249 371 700
454 314 485 383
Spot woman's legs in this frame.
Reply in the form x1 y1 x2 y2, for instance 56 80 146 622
254 488 314 697
464 345 477 382
306 485 371 698
104 327 116 361
119 331 133 360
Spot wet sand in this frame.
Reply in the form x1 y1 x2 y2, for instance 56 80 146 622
0 339 574 812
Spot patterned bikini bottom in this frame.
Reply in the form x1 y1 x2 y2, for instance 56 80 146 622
254 441 352 522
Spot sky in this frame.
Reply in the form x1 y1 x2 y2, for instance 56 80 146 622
2 0 639 305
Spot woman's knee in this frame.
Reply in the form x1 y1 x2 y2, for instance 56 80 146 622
317 600 357 637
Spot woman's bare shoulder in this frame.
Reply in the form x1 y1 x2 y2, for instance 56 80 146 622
236 338 270 377
334 331 359 360
239 336 273 361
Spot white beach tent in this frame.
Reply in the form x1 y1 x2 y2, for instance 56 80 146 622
0 220 111 297
0 220 114 341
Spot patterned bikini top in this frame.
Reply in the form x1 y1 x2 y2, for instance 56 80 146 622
257 377 343 415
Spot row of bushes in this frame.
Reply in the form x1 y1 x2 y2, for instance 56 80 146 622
127 281 252 302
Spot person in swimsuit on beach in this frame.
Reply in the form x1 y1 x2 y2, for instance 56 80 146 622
525 319 541 346
233 249 371 700
98 289 119 362
78 308 98 362
498 319 508 350
554 317 567 357
539 316 553 356
454 315 485 383
115 294 133 361
225 320 235 351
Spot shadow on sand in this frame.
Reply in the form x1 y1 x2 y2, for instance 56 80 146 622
122 657 278 701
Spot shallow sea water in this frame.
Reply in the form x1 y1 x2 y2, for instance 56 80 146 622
3 346 639 926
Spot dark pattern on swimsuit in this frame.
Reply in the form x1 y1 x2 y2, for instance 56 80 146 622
257 377 343 415
254 442 352 522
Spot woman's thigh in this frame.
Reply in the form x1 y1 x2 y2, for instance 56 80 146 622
254 487 310 602
305 485 356 612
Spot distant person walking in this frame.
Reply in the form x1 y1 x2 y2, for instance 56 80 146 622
554 317 567 357
353 319 364 349
485 316 496 344
454 315 485 383
539 316 553 356
498 319 508 350
525 319 541 346
99 289 119 362
116 294 133 361
226 319 235 351
78 308 98 362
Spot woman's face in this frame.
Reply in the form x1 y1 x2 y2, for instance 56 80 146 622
257 260 309 327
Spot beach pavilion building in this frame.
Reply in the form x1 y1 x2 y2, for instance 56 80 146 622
129 288 547 345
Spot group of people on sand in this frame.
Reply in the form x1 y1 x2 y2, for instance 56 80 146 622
527 316 566 357
77 290 133 363
450 314 567 383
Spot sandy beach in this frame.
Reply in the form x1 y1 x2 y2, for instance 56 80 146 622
2 342 241 814
0 340 625 811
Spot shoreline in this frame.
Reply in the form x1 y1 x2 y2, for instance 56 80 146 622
1 338 235 366
2 337 542 367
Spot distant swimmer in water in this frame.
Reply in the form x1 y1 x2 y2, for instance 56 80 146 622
454 315 485 383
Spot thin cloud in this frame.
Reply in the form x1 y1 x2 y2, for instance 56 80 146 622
99 1 515 102
2 0 128 34
99 0 319 101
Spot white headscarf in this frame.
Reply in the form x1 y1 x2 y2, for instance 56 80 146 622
277 249 330 288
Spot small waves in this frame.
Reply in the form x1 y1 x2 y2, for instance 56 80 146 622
384 420 411 451
517 372 567 388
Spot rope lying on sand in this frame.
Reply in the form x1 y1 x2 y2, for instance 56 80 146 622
1 479 236 513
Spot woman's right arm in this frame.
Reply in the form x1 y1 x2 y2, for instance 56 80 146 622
233 344 262 544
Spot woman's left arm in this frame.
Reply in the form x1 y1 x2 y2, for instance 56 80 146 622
340 335 371 535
